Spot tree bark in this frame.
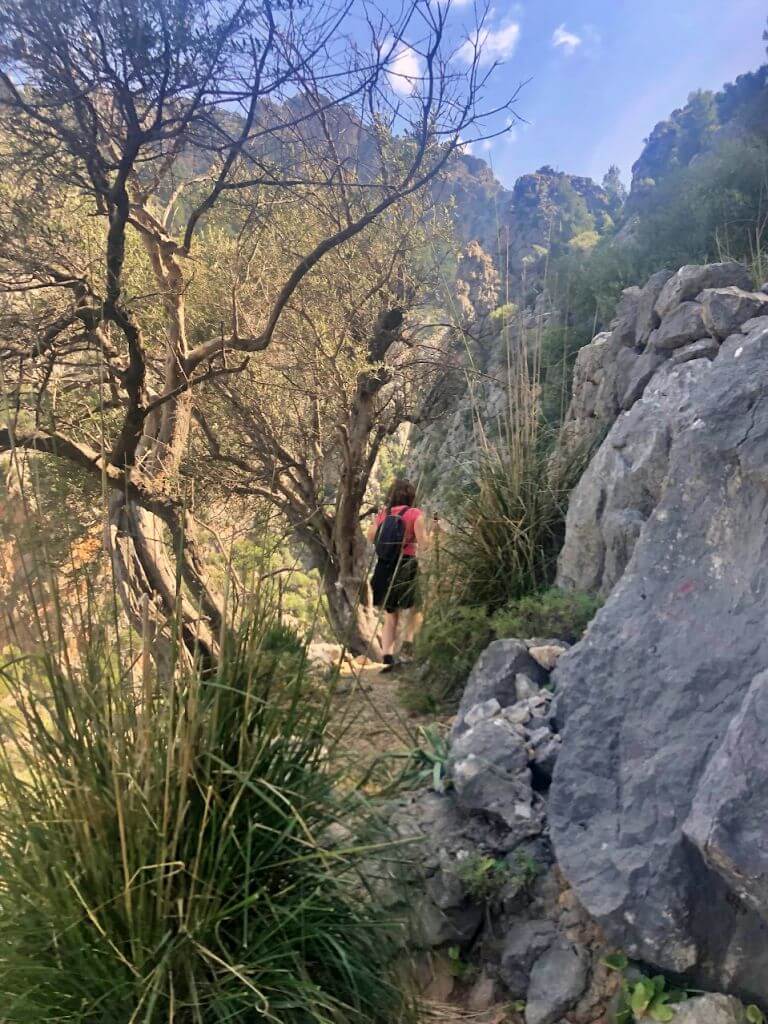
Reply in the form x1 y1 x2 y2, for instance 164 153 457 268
294 520 382 659
106 493 218 670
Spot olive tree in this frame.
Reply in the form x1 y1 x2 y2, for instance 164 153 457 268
190 188 460 654
0 0 515 661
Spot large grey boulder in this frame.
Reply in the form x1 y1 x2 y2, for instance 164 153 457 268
655 262 752 319
701 287 768 339
551 317 768 998
524 941 589 1024
668 996 746 1024
652 301 707 350
453 640 549 736
684 670 768 918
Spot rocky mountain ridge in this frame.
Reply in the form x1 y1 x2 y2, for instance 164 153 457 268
443 154 620 286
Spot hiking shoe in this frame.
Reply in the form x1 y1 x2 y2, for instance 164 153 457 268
380 654 396 674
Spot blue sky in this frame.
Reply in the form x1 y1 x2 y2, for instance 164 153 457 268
439 0 767 188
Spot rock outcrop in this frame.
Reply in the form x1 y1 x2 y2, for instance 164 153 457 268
385 638 622 1021
557 261 760 595
550 260 768 1001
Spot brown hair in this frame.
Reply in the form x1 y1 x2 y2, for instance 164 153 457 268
387 477 416 508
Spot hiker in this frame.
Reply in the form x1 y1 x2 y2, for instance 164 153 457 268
367 478 427 673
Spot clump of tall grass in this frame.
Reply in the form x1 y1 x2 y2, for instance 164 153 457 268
436 302 591 614
446 430 585 612
0 612 412 1023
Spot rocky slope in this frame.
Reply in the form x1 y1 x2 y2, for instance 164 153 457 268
395 259 768 1016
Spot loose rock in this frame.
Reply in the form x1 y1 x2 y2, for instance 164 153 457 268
499 920 558 996
655 262 752 319
528 644 567 670
668 996 747 1024
701 287 768 339
652 301 707 350
524 941 589 1024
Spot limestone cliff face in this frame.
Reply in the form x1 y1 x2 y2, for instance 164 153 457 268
550 261 768 1001
503 168 619 280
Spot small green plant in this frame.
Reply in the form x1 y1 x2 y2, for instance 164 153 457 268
512 850 542 889
603 955 688 1023
746 1007 765 1024
413 723 451 793
261 620 305 653
446 945 477 982
491 588 602 645
456 854 513 903
455 850 541 904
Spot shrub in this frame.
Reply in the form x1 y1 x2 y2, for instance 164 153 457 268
445 435 590 613
491 587 601 644
454 850 542 905
405 604 493 712
0 620 411 1024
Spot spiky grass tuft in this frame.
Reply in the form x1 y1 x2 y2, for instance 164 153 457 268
0 615 412 1023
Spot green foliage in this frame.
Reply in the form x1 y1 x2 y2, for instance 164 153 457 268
455 854 512 903
446 945 477 981
262 620 305 654
405 604 494 712
747 1006 765 1024
604 956 690 1024
603 165 627 208
0 620 411 1023
356 723 451 797
548 175 597 257
631 136 768 270
454 850 541 904
543 134 767 408
630 89 719 206
456 847 540 905
491 588 601 645
411 723 451 793
490 302 519 324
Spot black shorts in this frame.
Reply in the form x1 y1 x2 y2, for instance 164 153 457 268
371 555 419 612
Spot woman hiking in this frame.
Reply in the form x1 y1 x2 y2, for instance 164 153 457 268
367 478 427 673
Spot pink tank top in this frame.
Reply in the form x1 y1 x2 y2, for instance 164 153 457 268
375 505 422 557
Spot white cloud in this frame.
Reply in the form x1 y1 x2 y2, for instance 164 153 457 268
552 23 582 55
458 21 520 65
387 44 422 95
451 0 474 7
481 139 494 152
